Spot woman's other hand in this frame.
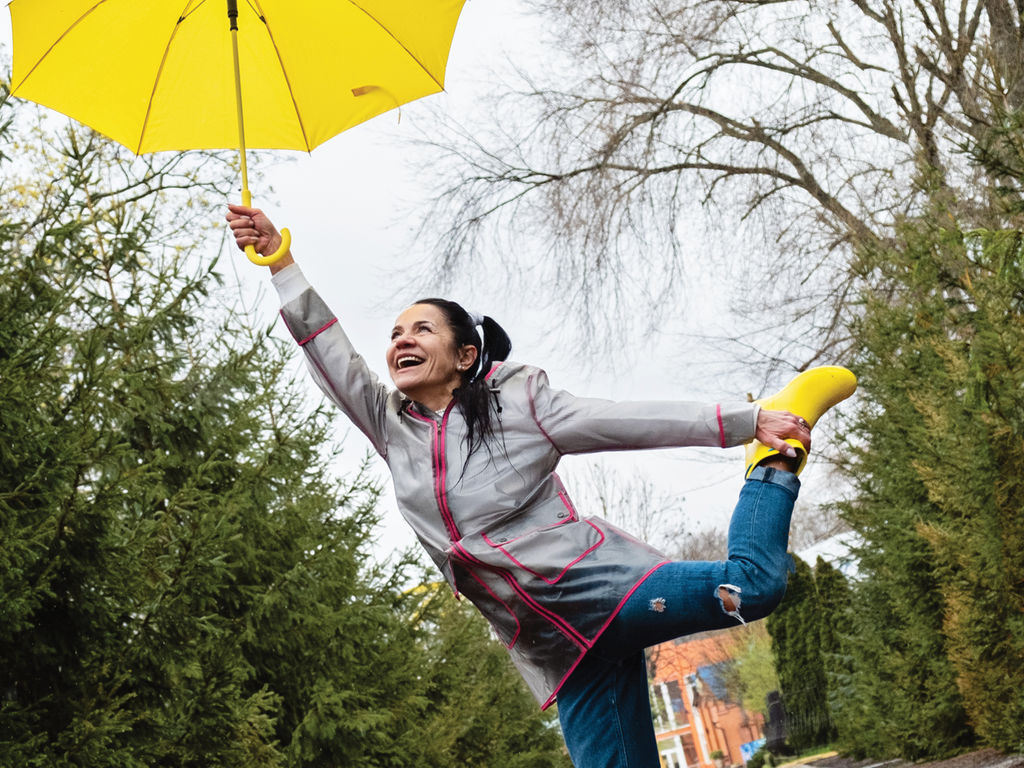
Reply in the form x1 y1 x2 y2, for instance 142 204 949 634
226 204 294 273
755 409 811 459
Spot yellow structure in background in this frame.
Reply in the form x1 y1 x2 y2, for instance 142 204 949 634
9 0 467 263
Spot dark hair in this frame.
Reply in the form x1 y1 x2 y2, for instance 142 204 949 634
413 298 512 457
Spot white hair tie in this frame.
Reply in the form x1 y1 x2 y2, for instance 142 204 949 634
468 311 486 380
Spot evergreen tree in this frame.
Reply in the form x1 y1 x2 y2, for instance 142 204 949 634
0 83 570 767
839 145 1024 755
811 559 853 747
765 556 832 751
0 80 417 767
811 558 847 668
405 586 571 768
835 212 977 759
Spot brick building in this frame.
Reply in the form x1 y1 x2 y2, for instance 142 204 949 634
647 633 766 768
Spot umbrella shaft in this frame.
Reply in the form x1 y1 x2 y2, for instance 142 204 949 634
228 1 250 202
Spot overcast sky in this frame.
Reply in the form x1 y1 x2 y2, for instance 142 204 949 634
1 2 839 561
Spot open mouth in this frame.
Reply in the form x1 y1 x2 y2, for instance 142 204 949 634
397 355 425 370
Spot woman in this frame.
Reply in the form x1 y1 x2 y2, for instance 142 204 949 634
227 204 856 767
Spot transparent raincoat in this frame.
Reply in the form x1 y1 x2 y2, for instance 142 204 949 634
276 266 760 707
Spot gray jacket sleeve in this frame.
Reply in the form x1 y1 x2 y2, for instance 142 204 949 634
274 267 390 457
525 368 759 455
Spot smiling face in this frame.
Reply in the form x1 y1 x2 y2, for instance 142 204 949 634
387 304 478 411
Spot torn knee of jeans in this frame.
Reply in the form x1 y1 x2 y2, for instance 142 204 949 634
649 597 667 613
717 584 746 625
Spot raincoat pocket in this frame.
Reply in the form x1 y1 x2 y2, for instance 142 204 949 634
482 495 605 584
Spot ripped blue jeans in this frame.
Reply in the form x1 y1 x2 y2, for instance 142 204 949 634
556 465 799 768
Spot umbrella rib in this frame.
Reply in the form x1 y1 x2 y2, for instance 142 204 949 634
179 0 209 22
11 0 111 94
344 0 444 91
253 0 312 152
135 4 192 155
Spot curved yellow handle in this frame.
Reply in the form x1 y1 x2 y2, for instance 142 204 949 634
245 227 291 266
238 189 291 266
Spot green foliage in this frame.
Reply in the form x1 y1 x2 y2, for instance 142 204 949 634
765 556 833 752
812 558 856 751
746 748 766 768
811 559 847 664
764 557 861 754
0 87 570 767
745 746 778 768
407 588 571 768
968 110 1024 216
0 83 413 766
838 170 1024 756
730 624 779 718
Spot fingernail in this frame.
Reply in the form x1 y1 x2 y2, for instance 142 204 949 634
784 446 797 458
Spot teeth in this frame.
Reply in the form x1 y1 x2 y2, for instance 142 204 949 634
397 356 424 369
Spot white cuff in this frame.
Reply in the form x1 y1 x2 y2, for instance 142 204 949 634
271 263 312 307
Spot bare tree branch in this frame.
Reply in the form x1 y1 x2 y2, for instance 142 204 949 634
404 0 1022 366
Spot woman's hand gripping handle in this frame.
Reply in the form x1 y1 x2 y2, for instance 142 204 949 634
226 204 294 273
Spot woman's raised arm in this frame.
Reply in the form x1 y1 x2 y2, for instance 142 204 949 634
226 206 392 457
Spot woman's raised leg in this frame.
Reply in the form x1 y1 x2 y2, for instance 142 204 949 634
556 367 856 767
556 465 800 767
587 464 799 657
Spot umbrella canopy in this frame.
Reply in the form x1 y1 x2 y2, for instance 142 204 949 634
9 0 467 154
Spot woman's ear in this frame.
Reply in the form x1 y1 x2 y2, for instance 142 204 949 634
459 345 479 372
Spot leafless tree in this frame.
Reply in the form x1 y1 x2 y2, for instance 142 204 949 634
564 459 689 551
565 456 851 561
411 0 1024 365
788 499 852 551
667 526 731 561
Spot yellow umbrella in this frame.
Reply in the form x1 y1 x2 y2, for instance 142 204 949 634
9 0 467 265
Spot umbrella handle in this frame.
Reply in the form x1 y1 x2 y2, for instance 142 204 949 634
239 189 292 266
245 229 291 267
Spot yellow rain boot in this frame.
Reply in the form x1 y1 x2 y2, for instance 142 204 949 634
744 366 857 478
